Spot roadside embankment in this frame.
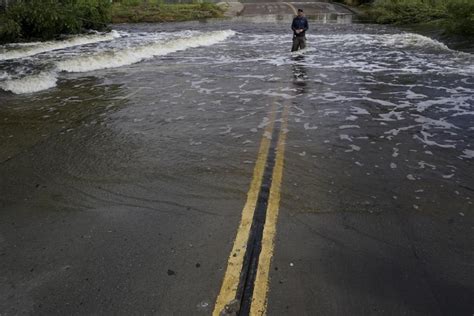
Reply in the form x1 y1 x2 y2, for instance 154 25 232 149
0 0 224 44
357 0 474 36
0 0 111 44
111 1 224 23
216 1 244 17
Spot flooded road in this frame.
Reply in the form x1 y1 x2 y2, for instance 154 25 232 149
1 18 473 315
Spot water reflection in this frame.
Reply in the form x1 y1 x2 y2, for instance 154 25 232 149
0 77 126 163
292 54 307 95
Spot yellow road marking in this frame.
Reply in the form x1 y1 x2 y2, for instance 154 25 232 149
284 2 298 15
213 107 277 316
250 105 289 316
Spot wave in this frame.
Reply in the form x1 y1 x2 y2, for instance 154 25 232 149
0 30 121 61
56 30 235 73
0 72 57 94
0 30 235 94
382 33 451 51
306 32 469 55
0 71 9 80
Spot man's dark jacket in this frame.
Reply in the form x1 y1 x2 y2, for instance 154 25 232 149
291 16 309 37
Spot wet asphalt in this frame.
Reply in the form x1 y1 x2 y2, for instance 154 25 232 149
1 2 473 316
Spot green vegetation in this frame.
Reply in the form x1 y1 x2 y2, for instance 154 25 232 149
110 1 224 23
0 0 223 44
362 0 474 35
0 0 111 43
444 0 474 35
0 14 21 43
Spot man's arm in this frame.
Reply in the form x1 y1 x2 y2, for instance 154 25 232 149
291 18 297 31
303 18 309 32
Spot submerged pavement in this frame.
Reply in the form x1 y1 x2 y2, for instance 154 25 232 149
1 7 473 316
220 0 354 21
238 0 353 17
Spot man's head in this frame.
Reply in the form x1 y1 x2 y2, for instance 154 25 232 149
297 9 304 17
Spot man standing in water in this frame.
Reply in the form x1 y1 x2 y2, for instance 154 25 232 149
291 9 309 52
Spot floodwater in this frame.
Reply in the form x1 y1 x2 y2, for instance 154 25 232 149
1 20 473 203
0 18 473 314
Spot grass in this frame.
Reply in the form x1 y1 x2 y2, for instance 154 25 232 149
111 1 224 23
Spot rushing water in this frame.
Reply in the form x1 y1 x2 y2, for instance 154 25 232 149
0 18 473 315
1 19 472 221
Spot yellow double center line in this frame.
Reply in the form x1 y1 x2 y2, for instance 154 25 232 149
213 105 289 315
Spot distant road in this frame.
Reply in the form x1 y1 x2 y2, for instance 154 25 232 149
228 0 354 17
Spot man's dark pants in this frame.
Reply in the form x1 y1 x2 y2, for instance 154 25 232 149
292 35 306 52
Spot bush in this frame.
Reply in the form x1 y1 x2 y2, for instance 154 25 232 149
444 0 474 35
76 0 111 30
118 0 142 6
365 0 474 35
1 0 111 42
369 0 446 24
0 14 21 44
110 1 223 23
199 2 224 15
7 1 78 39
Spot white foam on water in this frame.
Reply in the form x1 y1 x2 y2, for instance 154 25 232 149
406 90 427 100
230 88 295 100
339 125 360 129
350 106 370 115
1 30 235 94
362 97 397 107
340 134 353 142
0 71 9 80
0 72 57 94
0 31 121 61
203 32 472 77
324 110 339 116
418 161 436 169
291 106 305 117
414 130 456 148
460 149 474 159
345 144 361 152
57 30 235 73
392 148 399 158
235 75 267 79
377 111 405 122
304 123 318 130
258 117 270 129
382 33 451 51
412 115 459 130
385 125 417 136
345 115 358 121
309 32 461 54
